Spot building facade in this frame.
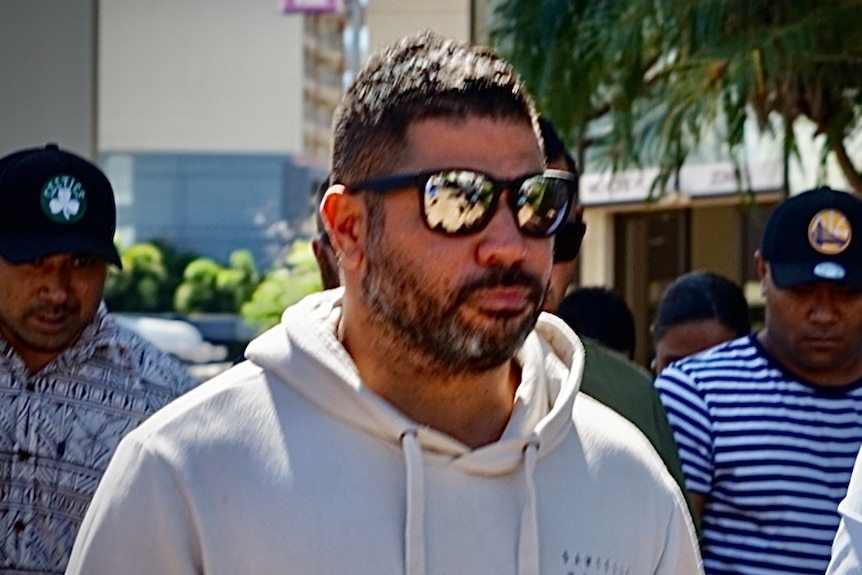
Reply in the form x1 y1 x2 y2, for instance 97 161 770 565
5 0 859 367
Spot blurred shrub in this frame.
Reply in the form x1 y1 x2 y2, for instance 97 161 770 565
240 239 322 332
106 239 323 330
104 240 196 312
174 249 260 313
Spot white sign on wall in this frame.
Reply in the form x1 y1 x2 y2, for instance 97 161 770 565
580 159 784 205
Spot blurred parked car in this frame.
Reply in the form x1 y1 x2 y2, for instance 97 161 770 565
110 314 231 382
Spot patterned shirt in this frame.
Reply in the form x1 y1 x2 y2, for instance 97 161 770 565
0 305 198 574
655 334 862 575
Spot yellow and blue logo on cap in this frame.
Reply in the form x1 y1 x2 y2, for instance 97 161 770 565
808 208 852 255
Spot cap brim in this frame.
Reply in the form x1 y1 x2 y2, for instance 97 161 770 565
0 235 122 268
770 262 862 291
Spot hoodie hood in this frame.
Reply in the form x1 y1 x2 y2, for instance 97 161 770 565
245 288 584 470
246 289 585 575
67 288 702 575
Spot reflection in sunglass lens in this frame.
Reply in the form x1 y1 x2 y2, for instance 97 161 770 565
349 169 573 237
514 176 569 237
421 170 572 237
424 171 495 234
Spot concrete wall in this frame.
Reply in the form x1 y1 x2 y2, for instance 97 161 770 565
99 0 305 153
0 0 97 158
103 151 324 267
365 0 471 52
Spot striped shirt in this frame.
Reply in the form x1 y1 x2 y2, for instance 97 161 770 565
1 305 198 574
655 334 862 575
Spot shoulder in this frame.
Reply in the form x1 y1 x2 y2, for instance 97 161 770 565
95 316 199 394
126 359 268 446
656 334 761 388
672 334 760 374
569 393 691 508
581 337 653 392
580 336 671 426
572 394 665 470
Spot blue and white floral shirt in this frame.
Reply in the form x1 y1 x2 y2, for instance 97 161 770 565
0 304 198 574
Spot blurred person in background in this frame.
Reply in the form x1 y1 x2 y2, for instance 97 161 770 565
557 286 637 360
540 118 696 534
656 187 862 575
650 270 751 374
539 117 585 313
0 144 196 574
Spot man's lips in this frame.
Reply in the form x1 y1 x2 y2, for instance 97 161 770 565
803 336 840 345
469 285 535 313
802 335 841 349
30 311 72 333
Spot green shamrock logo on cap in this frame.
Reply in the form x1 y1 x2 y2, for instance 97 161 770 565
41 175 87 223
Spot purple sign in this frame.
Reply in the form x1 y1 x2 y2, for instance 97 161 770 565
281 0 341 13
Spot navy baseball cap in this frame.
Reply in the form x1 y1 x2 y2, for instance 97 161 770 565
761 186 862 290
0 144 121 267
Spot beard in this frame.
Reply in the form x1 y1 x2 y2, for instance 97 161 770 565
0 299 86 355
361 234 547 374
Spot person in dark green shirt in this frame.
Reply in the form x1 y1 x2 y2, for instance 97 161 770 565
539 117 699 536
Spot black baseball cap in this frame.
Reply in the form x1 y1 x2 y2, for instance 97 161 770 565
761 186 862 290
0 144 121 267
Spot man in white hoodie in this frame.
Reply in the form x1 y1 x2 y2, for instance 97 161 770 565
67 31 702 575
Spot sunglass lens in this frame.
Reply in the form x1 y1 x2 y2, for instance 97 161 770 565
514 176 572 237
553 220 586 262
423 171 495 234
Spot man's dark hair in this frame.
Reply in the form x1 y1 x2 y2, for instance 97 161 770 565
314 175 330 234
331 30 541 186
652 270 751 345
556 287 636 359
538 117 578 176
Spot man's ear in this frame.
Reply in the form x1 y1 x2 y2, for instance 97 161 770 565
320 185 366 272
753 249 768 294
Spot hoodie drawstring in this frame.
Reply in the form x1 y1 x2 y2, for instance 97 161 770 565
401 429 426 575
400 430 541 575
518 437 540 575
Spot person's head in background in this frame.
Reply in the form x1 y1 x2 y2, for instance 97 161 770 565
539 117 586 312
311 176 340 290
651 270 751 373
0 144 122 372
556 286 636 359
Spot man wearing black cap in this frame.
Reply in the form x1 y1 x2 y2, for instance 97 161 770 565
0 144 197 574
656 187 862 575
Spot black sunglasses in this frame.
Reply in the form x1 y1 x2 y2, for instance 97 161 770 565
348 168 576 238
553 219 587 263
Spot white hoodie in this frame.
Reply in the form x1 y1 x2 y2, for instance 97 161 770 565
67 290 703 575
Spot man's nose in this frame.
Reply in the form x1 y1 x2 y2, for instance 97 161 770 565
38 260 72 304
808 285 842 323
475 190 530 268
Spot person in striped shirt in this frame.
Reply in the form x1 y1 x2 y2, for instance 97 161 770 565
655 187 862 575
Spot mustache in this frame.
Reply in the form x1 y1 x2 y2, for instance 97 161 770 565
27 302 78 317
454 266 546 303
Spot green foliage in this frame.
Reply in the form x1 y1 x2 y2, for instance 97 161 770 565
174 249 261 313
106 239 324 332
105 239 199 312
105 243 168 311
491 0 862 194
240 240 323 333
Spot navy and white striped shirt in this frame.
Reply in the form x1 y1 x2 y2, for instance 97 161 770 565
655 334 862 575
